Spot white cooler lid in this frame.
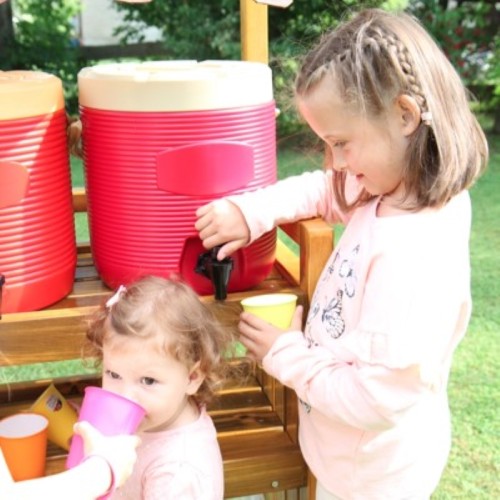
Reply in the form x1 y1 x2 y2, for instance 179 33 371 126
0 71 64 120
78 60 273 112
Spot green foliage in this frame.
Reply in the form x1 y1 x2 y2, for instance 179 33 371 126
114 0 382 139
407 0 496 88
114 0 241 60
433 132 500 499
2 0 83 112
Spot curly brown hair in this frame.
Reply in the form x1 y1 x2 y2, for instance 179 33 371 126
85 276 235 406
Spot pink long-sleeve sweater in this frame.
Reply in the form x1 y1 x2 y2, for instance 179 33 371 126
111 407 223 499
229 170 471 499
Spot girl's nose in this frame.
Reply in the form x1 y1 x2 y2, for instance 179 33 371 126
330 148 347 172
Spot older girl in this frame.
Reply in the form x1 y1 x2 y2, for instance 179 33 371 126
195 8 488 499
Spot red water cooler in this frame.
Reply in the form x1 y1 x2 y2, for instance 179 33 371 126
78 60 277 296
0 71 76 314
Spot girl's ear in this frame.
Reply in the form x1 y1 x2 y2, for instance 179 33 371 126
186 361 205 396
396 94 421 136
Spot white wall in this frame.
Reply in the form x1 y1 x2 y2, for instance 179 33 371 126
78 0 161 46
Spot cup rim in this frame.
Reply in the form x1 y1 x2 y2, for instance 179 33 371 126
84 386 146 413
241 293 298 307
0 413 49 438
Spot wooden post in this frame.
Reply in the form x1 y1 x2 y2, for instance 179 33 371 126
240 0 268 63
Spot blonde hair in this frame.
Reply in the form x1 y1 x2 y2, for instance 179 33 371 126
86 276 234 406
295 8 488 210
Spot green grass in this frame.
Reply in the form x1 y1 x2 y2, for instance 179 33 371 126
2 131 498 498
432 133 499 499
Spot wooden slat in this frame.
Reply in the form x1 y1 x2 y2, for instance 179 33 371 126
0 245 306 367
276 219 334 303
0 190 337 498
240 0 269 63
221 431 307 497
72 187 87 213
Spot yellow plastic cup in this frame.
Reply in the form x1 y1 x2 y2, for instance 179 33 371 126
0 413 48 481
240 293 298 329
30 383 78 451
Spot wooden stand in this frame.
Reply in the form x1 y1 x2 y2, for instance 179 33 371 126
1 187 333 498
1 4 332 496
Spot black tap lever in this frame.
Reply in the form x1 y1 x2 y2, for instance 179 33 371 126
195 246 233 301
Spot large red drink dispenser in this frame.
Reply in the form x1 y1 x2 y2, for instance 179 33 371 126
78 60 277 296
0 71 76 314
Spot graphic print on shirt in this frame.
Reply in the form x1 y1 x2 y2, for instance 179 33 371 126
339 244 359 298
306 243 360 345
300 244 359 415
322 289 345 338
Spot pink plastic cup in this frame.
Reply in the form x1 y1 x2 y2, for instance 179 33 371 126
66 386 145 469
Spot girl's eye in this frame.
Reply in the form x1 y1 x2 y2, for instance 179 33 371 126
105 369 121 380
333 141 346 148
141 377 157 386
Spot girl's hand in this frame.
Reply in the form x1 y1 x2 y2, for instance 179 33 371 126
75 421 141 488
239 305 303 362
195 199 250 260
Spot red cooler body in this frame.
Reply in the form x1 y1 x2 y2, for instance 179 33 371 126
78 60 277 295
0 71 76 313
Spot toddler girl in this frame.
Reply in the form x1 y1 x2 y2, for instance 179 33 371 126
86 276 233 499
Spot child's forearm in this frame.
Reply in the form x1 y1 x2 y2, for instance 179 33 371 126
3 457 112 500
228 170 340 242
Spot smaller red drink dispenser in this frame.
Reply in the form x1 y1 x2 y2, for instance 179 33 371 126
78 60 277 296
0 71 76 314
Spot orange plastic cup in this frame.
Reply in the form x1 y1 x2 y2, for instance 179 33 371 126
30 383 78 451
0 413 49 480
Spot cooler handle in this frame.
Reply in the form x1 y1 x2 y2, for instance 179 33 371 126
0 161 29 210
156 141 254 196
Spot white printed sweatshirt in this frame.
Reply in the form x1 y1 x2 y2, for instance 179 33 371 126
228 170 471 499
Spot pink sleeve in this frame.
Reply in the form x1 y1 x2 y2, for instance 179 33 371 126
227 170 353 242
263 233 470 431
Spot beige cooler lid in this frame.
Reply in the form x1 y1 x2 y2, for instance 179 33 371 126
0 71 65 120
78 60 273 112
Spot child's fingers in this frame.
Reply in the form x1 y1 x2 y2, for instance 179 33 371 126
73 420 101 444
290 305 303 330
195 202 213 219
217 239 245 260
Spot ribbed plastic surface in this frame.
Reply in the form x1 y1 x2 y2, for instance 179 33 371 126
81 103 277 294
0 110 76 313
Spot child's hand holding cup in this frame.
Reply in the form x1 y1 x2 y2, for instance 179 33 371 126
239 293 299 359
66 387 145 470
240 293 298 329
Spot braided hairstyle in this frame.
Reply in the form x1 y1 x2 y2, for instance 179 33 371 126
295 9 488 210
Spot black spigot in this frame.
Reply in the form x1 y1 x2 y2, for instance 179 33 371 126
195 246 233 301
0 274 5 319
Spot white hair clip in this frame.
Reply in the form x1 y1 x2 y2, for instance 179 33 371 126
106 285 127 309
421 111 432 125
